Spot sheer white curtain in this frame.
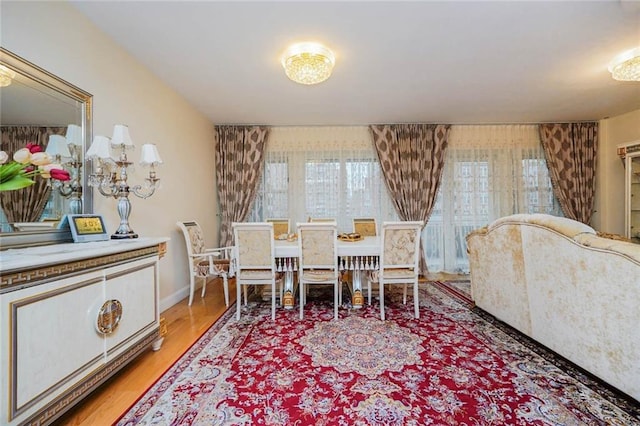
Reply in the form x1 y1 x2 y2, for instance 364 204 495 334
425 125 562 273
248 126 398 232
248 124 560 274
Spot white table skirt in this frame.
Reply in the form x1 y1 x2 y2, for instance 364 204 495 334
275 235 380 257
274 236 380 308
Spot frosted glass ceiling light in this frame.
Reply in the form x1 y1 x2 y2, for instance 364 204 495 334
608 47 640 82
282 42 335 85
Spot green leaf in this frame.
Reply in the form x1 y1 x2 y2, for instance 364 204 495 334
0 162 26 182
0 176 35 191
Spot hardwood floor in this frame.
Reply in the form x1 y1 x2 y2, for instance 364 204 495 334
58 278 236 425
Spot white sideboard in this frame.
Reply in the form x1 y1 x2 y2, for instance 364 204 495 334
0 238 168 426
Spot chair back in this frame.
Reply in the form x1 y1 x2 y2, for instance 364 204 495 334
380 221 423 272
177 221 206 256
232 222 276 273
266 218 290 236
297 222 338 273
353 218 377 236
309 217 337 223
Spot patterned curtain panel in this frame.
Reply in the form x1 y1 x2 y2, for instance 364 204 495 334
215 125 269 246
370 123 451 274
539 122 598 225
0 126 63 225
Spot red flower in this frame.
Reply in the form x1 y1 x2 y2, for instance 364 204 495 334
26 143 43 154
49 168 71 181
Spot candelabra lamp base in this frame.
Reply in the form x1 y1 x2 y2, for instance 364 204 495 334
111 231 139 239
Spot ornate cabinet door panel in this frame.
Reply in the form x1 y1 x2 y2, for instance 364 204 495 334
6 271 104 422
630 155 640 241
103 256 159 359
619 141 640 242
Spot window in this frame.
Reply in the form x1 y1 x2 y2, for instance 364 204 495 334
248 127 398 231
248 125 561 274
425 125 562 273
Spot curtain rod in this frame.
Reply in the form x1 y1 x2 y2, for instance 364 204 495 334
213 120 600 127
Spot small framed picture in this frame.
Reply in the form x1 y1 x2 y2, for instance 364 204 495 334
59 214 110 243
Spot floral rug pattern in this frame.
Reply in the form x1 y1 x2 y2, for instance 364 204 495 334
118 284 640 426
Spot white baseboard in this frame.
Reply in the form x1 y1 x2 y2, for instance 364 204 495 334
159 286 189 313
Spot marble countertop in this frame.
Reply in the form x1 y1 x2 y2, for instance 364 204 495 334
0 237 168 272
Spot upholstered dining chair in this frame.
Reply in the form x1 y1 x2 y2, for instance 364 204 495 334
353 218 377 236
370 221 424 321
266 218 290 237
177 221 233 306
232 222 282 320
297 222 339 320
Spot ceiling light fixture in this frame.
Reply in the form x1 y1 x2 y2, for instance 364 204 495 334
0 64 16 87
281 42 335 85
608 47 640 81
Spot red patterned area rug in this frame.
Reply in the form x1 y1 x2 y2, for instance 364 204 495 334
431 280 473 307
118 285 640 425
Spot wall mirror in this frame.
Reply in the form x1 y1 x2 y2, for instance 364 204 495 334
0 47 93 248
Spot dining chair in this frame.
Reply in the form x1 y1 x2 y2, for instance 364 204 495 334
297 222 339 320
370 221 424 321
266 218 290 237
177 221 233 306
353 217 377 236
232 222 282 320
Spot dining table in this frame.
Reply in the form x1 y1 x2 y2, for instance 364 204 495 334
274 236 381 309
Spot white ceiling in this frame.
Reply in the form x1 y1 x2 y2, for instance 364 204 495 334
71 1 640 126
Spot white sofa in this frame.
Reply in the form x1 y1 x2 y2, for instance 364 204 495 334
466 213 640 402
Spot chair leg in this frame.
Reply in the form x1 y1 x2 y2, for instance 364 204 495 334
188 275 196 306
334 281 339 320
380 283 385 321
223 275 230 307
367 278 372 305
236 281 242 320
338 280 343 306
243 286 248 305
201 275 208 298
403 283 408 305
299 281 305 320
271 281 276 320
413 281 420 319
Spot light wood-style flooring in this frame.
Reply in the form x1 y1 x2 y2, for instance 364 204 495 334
57 278 237 425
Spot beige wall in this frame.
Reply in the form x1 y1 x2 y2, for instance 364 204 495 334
593 108 640 234
2 2 220 309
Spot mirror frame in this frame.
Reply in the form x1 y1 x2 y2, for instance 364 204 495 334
0 47 93 248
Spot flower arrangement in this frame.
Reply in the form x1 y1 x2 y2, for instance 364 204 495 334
0 143 70 191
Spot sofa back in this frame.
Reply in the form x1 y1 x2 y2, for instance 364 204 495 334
466 213 640 401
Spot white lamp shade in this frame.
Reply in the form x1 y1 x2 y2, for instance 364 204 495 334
111 124 134 147
140 143 163 166
45 135 71 158
87 135 113 159
65 124 83 146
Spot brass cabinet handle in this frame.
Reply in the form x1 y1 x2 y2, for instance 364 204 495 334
96 299 123 335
